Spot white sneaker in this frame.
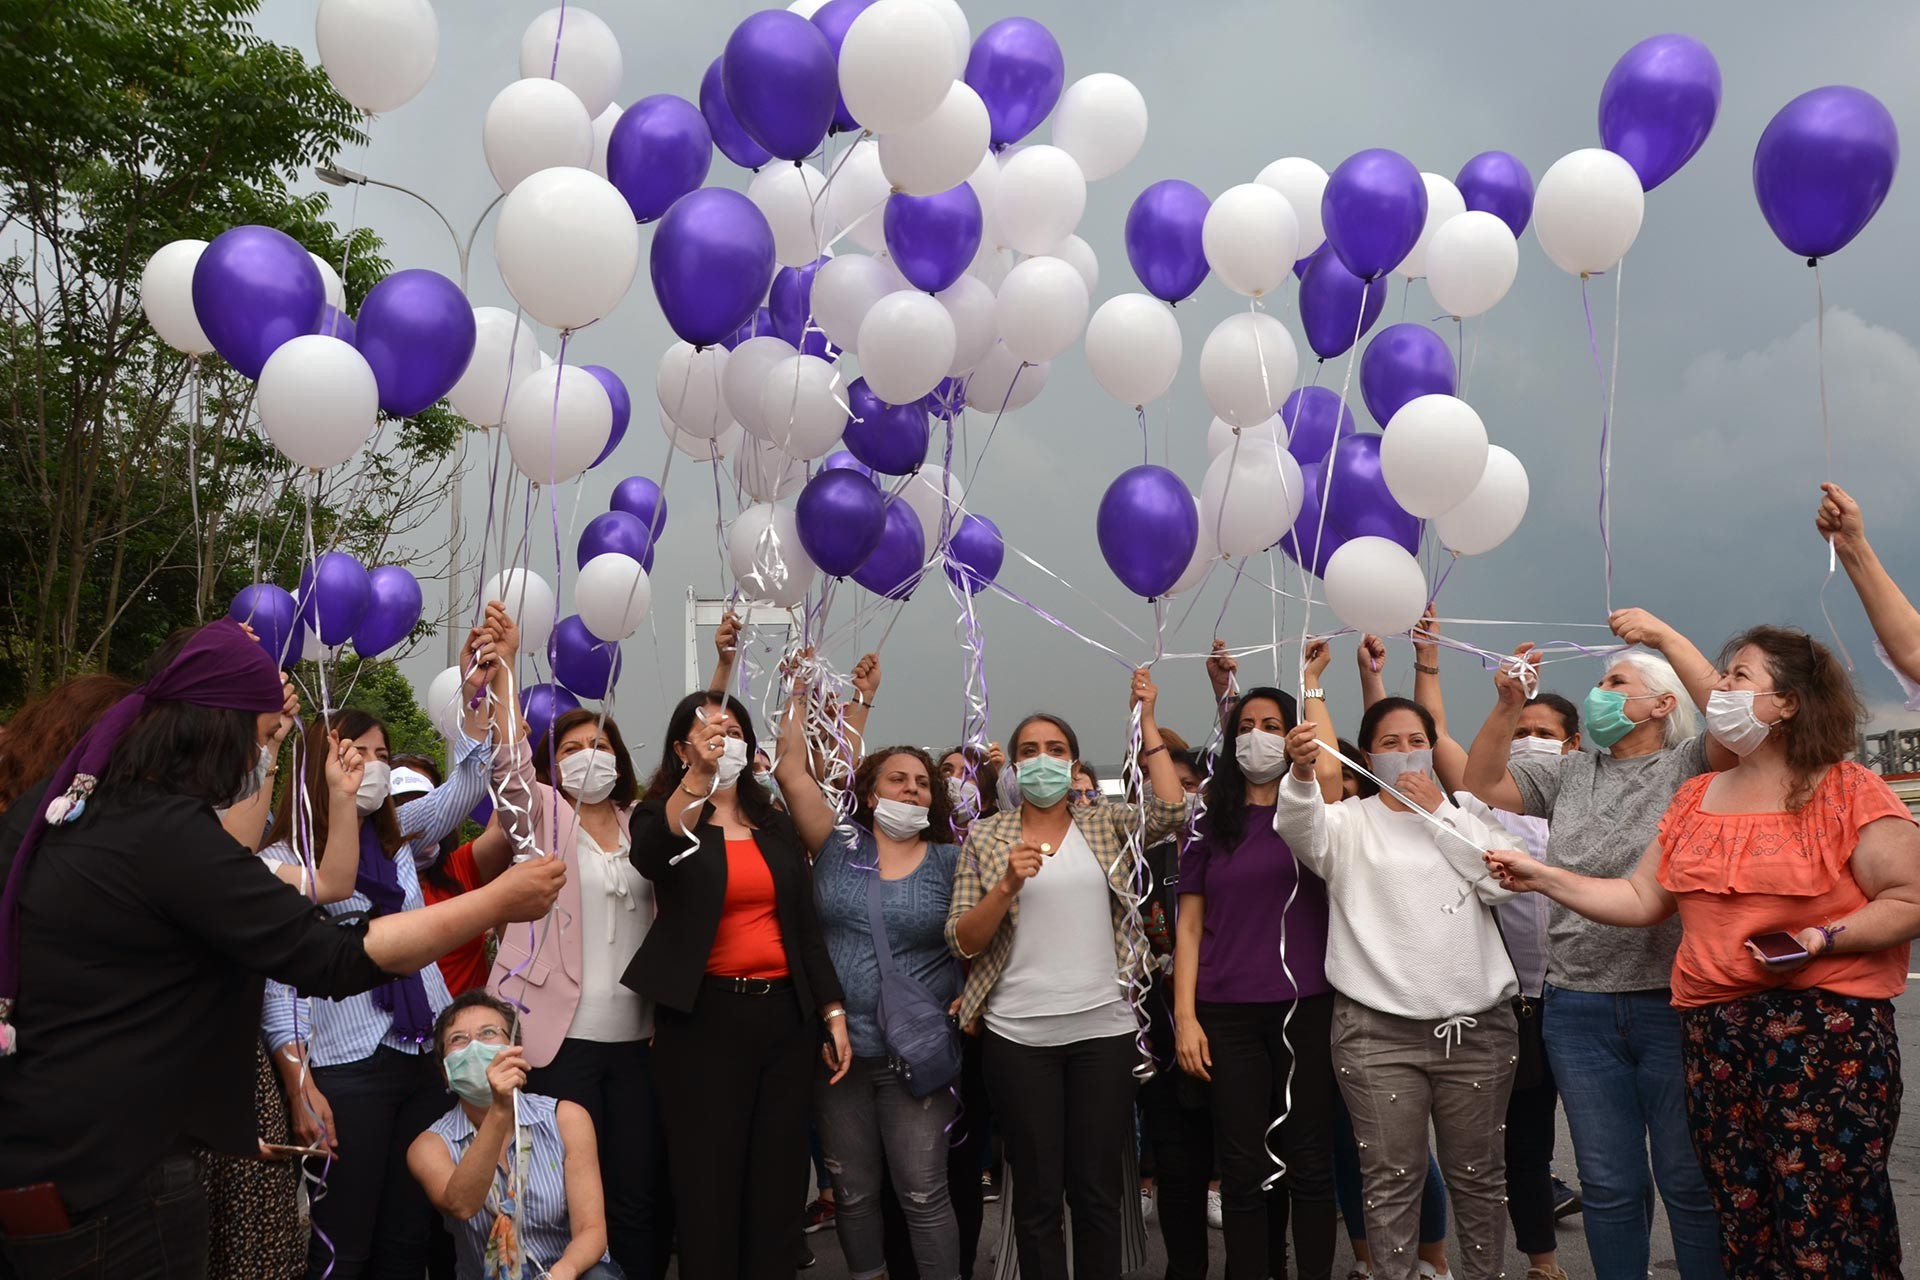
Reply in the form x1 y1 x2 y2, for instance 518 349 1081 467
1206 1188 1223 1230
1139 1186 1154 1223
1417 1262 1450 1279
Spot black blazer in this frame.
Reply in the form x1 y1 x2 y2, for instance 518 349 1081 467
622 798 843 1016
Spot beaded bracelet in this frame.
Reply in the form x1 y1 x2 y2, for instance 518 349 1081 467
1816 923 1846 953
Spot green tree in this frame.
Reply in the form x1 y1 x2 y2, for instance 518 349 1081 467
331 656 441 763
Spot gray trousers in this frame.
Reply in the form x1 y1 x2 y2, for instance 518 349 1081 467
816 1057 960 1280
1331 995 1518 1280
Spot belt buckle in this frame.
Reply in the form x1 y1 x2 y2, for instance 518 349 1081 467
748 977 774 996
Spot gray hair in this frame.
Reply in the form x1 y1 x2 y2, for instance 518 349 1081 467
1608 650 1700 747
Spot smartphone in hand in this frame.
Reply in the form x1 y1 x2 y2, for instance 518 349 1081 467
1748 931 1809 966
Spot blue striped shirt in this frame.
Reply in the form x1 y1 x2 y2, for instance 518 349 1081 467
429 1092 605 1279
260 730 490 1065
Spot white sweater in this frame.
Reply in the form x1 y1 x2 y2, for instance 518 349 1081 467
1274 771 1519 1020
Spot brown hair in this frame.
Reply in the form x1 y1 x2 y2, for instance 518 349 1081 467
1718 625 1864 812
264 708 407 856
431 989 521 1060
0 674 136 812
852 745 955 843
535 709 638 807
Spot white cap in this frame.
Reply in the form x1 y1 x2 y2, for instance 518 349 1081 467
389 766 435 799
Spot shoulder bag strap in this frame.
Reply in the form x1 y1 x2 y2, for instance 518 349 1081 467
866 869 896 981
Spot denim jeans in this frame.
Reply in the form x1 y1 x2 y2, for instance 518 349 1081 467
0 1156 207 1280
1542 985 1725 1280
816 1057 960 1280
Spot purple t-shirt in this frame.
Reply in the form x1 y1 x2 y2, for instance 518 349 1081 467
1178 804 1331 1004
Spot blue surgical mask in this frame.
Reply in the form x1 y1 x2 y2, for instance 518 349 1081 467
1015 755 1074 808
443 1040 502 1107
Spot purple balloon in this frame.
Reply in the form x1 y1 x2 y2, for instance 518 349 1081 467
1360 324 1456 427
724 305 779 351
521 682 581 750
1320 435 1420 554
700 56 771 170
1124 180 1211 304
652 187 778 347
353 566 423 657
965 18 1066 149
295 552 372 647
844 377 931 475
1279 387 1357 466
1599 35 1722 192
852 496 927 600
1321 149 1427 282
944 512 1004 595
550 615 622 699
1292 241 1325 280
469 794 495 826
722 11 838 163
822 450 874 479
610 475 667 536
884 186 983 294
1298 245 1389 359
811 0 876 132
1277 463 1344 577
353 269 476 417
922 376 965 422
578 510 657 573
1754 86 1900 260
770 256 830 347
229 583 302 667
608 94 715 223
316 304 356 344
796 468 889 577
583 365 631 469
1097 465 1198 599
191 225 325 379
1455 151 1535 237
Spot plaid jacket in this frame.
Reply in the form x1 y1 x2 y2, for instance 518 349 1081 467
946 795 1191 1029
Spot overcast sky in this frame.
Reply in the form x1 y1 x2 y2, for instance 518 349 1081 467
252 0 1920 768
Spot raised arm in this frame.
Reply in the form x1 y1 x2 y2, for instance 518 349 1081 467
1462 643 1534 813
226 674 300 851
1298 640 1344 803
772 671 839 856
1273 724 1342 881
1608 607 1734 771
1486 832 1675 928
1356 634 1388 711
305 732 369 903
1820 483 1920 685
1134 667 1183 821
1206 639 1239 737
841 653 879 766
407 1047 526 1220
708 610 740 695
1411 609 1470 793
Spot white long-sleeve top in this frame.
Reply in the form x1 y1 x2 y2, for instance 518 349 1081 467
1273 771 1520 1020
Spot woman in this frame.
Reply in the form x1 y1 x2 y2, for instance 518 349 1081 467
626 690 849 1280
489 705 671 1280
1489 626 1920 1276
409 991 621 1280
940 744 1000 842
1172 658 1344 1280
1819 481 1920 696
1275 697 1521 1280
1069 762 1101 809
775 698 962 1280
0 674 135 812
261 611 523 1280
0 619 564 1278
946 667 1190 1280
1461 610 1728 1280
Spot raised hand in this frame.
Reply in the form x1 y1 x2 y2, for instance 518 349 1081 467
1284 722 1321 777
850 653 881 702
486 1044 530 1108
272 673 301 747
493 855 565 922
714 611 741 662
482 599 520 663
1356 634 1387 676
1412 603 1440 663
1816 482 1864 555
1206 639 1239 701
1494 643 1539 709
1608 607 1673 651
683 708 728 783
1130 666 1159 717
1303 638 1333 682
324 731 364 802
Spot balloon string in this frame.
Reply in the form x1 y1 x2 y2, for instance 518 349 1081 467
1579 273 1614 615
961 363 1026 493
547 0 568 80
1299 292 1370 702
1812 259 1856 671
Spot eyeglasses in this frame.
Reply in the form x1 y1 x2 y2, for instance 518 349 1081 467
445 1025 510 1050
1068 788 1101 803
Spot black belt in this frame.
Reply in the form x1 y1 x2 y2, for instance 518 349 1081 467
704 974 794 996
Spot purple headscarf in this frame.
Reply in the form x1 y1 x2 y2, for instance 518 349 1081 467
0 619 284 1052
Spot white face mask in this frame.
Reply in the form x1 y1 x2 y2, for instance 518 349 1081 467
713 737 750 789
355 760 392 816
946 776 980 814
234 742 273 805
559 748 620 805
1705 689 1781 757
872 797 931 841
1366 748 1434 789
1234 727 1290 784
1511 735 1566 759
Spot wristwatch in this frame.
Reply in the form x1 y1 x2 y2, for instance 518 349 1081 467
1301 688 1325 701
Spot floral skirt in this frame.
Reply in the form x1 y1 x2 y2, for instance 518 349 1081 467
1681 988 1902 1279
198 1042 308 1280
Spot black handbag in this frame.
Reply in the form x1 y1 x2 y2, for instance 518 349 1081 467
867 873 963 1098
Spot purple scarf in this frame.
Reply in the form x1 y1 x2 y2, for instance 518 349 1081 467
354 819 435 1045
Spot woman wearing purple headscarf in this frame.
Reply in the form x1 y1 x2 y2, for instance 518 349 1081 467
0 620 566 1280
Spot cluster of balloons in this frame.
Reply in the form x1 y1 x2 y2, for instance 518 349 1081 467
228 558 425 666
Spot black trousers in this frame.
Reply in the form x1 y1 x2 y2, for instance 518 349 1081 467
1503 1052 1559 1258
982 1031 1138 1280
882 1029 989 1280
653 988 815 1280
304 1046 447 1280
528 1037 676 1280
1138 1068 1214 1280
1197 996 1338 1280
0 1157 206 1280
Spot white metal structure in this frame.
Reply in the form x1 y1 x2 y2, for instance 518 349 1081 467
683 588 802 694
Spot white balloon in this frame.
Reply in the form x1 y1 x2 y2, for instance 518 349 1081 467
969 149 1003 249
734 436 808 501
1425 212 1519 319
723 336 799 439
964 342 1049 412
664 415 743 462
968 241 1016 291
482 568 557 655
749 162 834 269
1397 173 1466 280
256 335 378 469
826 139 891 253
449 307 540 426
1205 414 1282 459
760 355 850 459
656 342 733 439
503 365 613 485
1049 73 1148 182
839 0 961 134
518 8 623 119
879 82 991 197
589 104 622 178
423 665 466 743
937 276 997 375
994 256 1089 365
1167 498 1217 596
1200 441 1305 556
314 0 438 115
494 166 640 331
810 254 893 354
1533 148 1646 277
729 504 816 607
914 0 972 69
1202 183 1301 298
483 78 594 194
993 146 1086 256
1433 445 1529 556
1380 394 1491 518
1199 312 1298 427
140 240 213 355
858 291 956 403
309 254 346 312
576 553 652 641
1047 234 1099 295
1324 537 1428 636
1254 157 1328 257
788 0 829 14
1084 293 1182 406
901 465 966 550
